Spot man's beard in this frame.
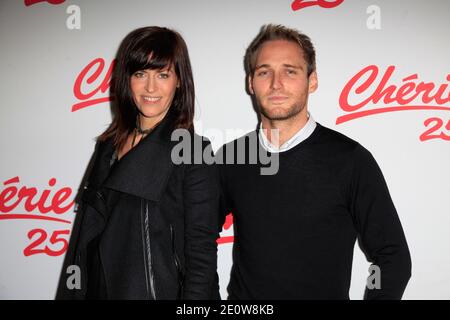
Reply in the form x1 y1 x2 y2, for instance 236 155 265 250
258 99 305 121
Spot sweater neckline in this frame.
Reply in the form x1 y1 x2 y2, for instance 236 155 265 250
257 122 323 156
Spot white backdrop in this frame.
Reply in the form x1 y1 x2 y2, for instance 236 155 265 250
1 0 449 299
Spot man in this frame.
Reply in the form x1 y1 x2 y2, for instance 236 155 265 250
218 24 411 299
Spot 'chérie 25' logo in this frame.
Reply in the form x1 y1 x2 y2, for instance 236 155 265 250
337 65 450 142
0 176 74 257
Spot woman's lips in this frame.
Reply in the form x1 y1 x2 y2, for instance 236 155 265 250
142 96 162 103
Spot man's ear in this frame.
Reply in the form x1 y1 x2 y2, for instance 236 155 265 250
248 75 254 95
308 71 318 94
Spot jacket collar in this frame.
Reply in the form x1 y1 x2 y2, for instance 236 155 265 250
90 115 177 202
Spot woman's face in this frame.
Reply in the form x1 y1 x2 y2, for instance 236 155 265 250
130 63 179 127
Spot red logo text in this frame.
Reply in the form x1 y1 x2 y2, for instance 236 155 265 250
337 65 450 141
291 0 344 11
25 0 65 6
72 58 115 112
217 213 234 244
0 176 74 256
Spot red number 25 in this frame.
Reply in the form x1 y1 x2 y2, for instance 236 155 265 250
23 229 70 257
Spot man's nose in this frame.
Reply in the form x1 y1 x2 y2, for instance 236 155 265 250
270 72 282 90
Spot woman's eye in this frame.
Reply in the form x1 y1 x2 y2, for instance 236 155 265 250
134 71 145 78
158 72 170 79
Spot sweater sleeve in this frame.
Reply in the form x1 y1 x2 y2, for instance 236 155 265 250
350 145 412 300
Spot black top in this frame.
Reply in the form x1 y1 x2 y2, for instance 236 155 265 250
219 123 411 300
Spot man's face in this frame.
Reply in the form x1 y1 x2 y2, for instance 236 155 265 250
249 40 318 121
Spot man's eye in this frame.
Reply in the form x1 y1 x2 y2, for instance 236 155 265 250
257 70 268 76
287 69 297 75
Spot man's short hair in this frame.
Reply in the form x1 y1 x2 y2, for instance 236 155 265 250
244 24 316 77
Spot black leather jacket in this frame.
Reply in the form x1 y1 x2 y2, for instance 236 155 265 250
56 118 220 299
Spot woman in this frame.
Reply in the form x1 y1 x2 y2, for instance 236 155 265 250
57 27 220 299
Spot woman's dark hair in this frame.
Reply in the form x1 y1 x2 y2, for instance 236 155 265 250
98 26 195 149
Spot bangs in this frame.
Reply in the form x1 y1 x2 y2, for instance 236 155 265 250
103 26 195 147
128 36 176 74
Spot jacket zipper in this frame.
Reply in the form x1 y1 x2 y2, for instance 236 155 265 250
140 200 157 300
170 224 184 299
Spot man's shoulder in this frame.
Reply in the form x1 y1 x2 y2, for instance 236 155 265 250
314 123 364 154
315 123 379 168
215 130 258 156
215 130 260 168
222 130 258 148
315 123 358 146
